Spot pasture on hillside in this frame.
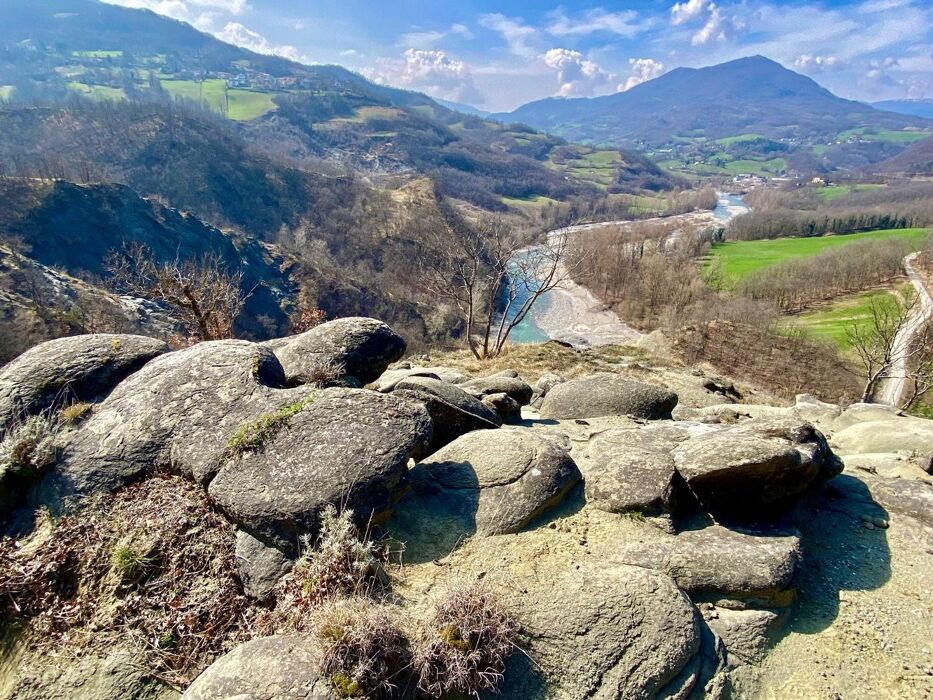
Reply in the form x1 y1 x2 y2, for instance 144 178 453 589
708 227 932 287
159 79 279 120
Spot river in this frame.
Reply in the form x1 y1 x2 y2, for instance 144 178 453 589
506 192 750 346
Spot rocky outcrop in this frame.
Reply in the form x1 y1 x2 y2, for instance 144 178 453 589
832 417 933 455
619 525 802 608
183 635 330 699
672 418 842 514
481 392 522 423
391 376 500 453
209 388 431 556
267 317 406 386
499 562 706 699
389 430 580 560
868 477 933 527
235 530 293 601
462 375 534 406
0 334 167 429
540 373 678 420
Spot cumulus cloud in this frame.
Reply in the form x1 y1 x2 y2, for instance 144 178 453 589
102 0 247 19
671 0 710 25
479 14 538 58
542 48 614 97
865 56 900 80
547 8 647 38
622 58 667 90
794 54 841 72
364 49 484 104
669 0 736 45
400 23 473 49
215 22 304 62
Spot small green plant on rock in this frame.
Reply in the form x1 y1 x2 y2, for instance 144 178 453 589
223 394 317 459
111 544 152 583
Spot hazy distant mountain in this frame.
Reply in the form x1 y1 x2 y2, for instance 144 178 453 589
495 56 928 148
872 99 933 120
434 98 491 118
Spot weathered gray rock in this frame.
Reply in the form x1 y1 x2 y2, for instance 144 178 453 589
392 376 500 453
183 635 331 700
619 525 801 608
704 607 785 665
585 440 680 516
462 375 534 406
540 373 678 420
389 430 581 561
419 366 471 385
499 562 704 699
235 530 293 601
832 418 933 456
209 388 431 556
481 392 522 423
534 372 564 398
41 340 313 508
0 334 167 430
868 477 933 527
370 367 440 392
267 317 405 386
831 402 901 432
672 419 842 514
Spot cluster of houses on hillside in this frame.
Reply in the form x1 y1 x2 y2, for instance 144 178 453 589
171 68 332 92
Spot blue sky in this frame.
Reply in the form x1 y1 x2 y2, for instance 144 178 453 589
106 0 932 111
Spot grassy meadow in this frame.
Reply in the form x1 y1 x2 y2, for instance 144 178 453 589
159 79 279 120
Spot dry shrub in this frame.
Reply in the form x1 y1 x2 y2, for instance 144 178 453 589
255 506 387 634
302 357 347 388
59 401 93 426
314 598 411 699
413 586 519 698
0 474 255 687
0 413 61 477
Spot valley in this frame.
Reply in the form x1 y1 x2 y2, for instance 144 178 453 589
0 1 932 700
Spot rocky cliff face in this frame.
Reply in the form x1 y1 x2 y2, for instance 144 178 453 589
0 322 930 699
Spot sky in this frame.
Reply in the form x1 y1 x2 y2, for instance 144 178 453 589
103 0 933 111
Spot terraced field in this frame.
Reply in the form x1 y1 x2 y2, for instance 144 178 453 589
159 79 279 120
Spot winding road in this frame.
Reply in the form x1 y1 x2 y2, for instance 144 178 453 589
877 252 933 406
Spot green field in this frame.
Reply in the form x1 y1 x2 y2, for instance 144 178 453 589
838 127 931 144
784 289 896 350
709 228 932 286
714 133 766 145
815 184 884 202
67 82 125 100
502 194 560 209
159 79 279 120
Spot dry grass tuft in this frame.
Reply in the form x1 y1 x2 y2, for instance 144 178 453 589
413 585 519 698
0 413 61 476
59 401 94 426
313 598 411 699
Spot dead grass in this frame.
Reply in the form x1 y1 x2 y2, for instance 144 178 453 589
59 402 93 426
426 342 654 383
0 475 255 688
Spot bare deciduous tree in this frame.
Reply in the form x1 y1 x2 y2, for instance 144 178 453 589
105 242 252 342
419 217 571 359
845 289 930 404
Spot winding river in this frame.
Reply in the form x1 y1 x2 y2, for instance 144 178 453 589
507 192 751 347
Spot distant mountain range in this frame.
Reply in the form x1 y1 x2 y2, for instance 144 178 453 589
872 99 933 120
494 56 929 148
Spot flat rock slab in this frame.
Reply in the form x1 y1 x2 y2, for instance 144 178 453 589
499 561 703 700
0 334 167 429
540 373 678 420
832 418 933 456
42 340 314 508
266 317 405 385
704 607 785 665
868 477 933 528
585 438 679 516
672 418 841 514
209 388 431 556
389 430 581 561
619 524 802 608
183 635 331 699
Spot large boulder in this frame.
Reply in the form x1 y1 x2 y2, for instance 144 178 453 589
266 317 405 386
462 375 534 406
389 430 580 560
499 562 705 699
209 388 431 556
619 525 802 608
585 441 680 516
671 418 842 514
236 530 293 601
868 477 933 527
370 367 440 392
0 334 167 430
40 341 313 507
540 373 678 420
831 418 933 456
183 635 331 700
391 376 500 453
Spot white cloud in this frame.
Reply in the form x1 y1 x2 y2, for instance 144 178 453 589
622 58 667 90
794 54 840 72
364 49 484 104
542 48 614 97
400 23 473 49
691 4 728 45
547 8 647 38
102 0 247 18
479 14 538 58
215 22 304 62
671 0 710 26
